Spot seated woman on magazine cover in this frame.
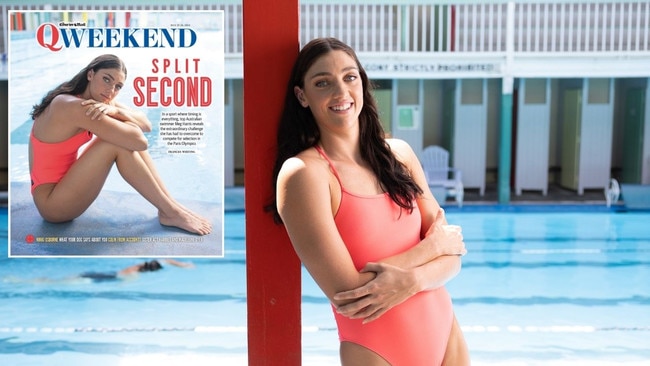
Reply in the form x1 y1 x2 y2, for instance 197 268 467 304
28 54 211 235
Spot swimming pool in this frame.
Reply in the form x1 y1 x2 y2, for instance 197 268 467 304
1 205 649 365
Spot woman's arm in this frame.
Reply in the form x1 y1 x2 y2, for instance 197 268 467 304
277 154 375 307
83 99 153 132
54 96 147 151
162 259 195 268
379 139 466 288
383 138 466 267
333 139 466 322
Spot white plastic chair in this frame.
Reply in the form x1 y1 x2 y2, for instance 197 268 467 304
421 145 464 207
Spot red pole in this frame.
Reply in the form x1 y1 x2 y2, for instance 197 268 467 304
243 1 301 365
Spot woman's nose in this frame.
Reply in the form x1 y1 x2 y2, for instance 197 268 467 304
332 80 346 96
106 84 117 95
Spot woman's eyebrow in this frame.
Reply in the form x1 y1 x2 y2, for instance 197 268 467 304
308 66 358 80
100 71 124 86
101 72 115 81
308 71 331 80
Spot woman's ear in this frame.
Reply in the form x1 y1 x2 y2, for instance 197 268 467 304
87 70 94 81
294 86 308 108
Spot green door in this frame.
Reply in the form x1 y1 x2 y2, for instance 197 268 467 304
560 89 582 190
621 88 646 183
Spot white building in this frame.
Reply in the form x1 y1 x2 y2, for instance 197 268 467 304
1 0 649 201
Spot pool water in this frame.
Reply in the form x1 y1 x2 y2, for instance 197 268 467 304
445 210 650 365
1 206 649 365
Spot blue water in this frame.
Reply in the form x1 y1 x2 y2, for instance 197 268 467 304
1 205 649 365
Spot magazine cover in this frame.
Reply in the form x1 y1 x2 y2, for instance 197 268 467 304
7 11 225 257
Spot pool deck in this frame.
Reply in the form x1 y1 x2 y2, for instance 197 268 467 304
7 182 223 257
455 182 612 205
221 183 628 212
445 182 632 212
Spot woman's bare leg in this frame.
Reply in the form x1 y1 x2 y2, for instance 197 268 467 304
340 342 390 366
135 150 211 226
33 139 211 235
113 144 211 235
32 140 115 222
442 315 471 366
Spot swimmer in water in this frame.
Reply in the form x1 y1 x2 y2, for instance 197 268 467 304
3 259 194 284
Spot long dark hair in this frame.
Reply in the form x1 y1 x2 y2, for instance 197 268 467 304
31 54 127 119
268 37 422 223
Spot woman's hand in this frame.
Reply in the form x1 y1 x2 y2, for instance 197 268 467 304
82 99 119 120
430 223 467 257
333 262 418 324
332 224 466 324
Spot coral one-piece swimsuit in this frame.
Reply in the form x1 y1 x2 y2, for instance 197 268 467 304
315 146 454 365
30 128 93 193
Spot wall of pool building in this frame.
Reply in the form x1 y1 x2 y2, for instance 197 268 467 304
1 0 650 205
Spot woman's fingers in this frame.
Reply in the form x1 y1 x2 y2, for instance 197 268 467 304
440 224 467 256
82 99 111 120
361 307 389 323
335 294 387 323
92 105 103 119
335 296 372 317
333 283 372 302
334 262 416 323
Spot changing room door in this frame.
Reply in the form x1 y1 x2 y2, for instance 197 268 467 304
560 89 582 190
392 80 423 158
453 79 487 195
622 87 645 183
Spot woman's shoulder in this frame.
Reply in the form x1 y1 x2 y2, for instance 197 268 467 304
48 94 83 112
278 148 330 185
386 138 417 161
51 93 81 103
34 94 82 125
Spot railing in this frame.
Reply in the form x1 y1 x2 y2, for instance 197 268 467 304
1 1 649 57
299 1 650 54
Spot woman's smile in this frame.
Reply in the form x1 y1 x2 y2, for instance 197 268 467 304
330 102 354 112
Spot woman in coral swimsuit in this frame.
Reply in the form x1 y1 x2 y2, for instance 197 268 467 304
269 38 470 365
29 54 211 235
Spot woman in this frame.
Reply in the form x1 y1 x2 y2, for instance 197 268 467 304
29 54 211 235
269 38 470 365
80 258 194 282
3 259 195 284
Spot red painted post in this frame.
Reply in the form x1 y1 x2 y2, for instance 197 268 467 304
243 1 301 365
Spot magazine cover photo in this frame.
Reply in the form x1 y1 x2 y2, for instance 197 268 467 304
8 10 225 257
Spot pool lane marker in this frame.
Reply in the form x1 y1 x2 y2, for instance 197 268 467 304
521 248 603 254
0 325 648 334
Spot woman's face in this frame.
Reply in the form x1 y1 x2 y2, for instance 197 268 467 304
86 67 125 103
294 50 363 133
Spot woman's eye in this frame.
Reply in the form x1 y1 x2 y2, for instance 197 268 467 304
315 80 328 87
345 74 358 82
115 84 123 91
103 76 110 83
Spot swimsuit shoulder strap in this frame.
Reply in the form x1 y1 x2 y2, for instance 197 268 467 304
314 145 345 190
